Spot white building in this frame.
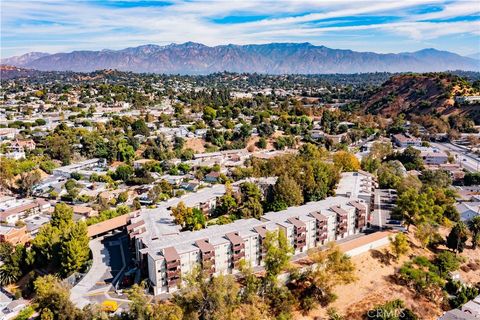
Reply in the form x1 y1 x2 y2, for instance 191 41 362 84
128 172 373 295
392 133 422 148
52 158 107 178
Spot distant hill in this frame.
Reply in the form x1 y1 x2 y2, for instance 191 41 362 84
2 42 479 74
0 65 44 79
466 52 480 61
364 73 480 122
1 52 50 67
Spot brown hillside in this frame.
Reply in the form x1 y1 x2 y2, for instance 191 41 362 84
364 73 479 122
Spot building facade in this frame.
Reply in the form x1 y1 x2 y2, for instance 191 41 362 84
128 171 374 295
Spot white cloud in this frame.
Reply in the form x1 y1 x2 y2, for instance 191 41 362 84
1 0 479 57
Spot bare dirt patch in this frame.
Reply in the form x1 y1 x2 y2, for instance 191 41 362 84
294 227 480 319
184 138 206 153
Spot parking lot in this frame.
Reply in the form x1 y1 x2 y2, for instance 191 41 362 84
371 189 401 230
71 230 132 310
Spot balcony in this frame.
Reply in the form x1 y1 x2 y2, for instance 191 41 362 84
204 267 215 275
233 243 245 250
295 233 306 241
233 252 245 260
166 260 180 268
316 234 328 242
316 221 327 229
168 279 179 287
202 251 215 260
167 270 180 278
294 226 306 234
294 240 306 248
337 220 348 228
355 220 366 228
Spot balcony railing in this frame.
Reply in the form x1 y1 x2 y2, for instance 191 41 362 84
168 279 179 287
167 270 180 278
166 260 180 268
316 234 328 241
233 252 245 260
295 233 307 241
233 243 245 250
202 251 215 260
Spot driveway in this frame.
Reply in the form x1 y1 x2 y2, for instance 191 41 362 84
70 231 130 308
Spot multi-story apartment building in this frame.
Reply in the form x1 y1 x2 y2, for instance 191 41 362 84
128 171 374 295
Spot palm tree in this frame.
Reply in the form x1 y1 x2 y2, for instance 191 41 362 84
0 264 21 286
468 216 480 249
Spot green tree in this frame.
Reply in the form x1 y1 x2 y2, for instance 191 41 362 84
32 203 89 275
117 191 129 203
60 222 90 276
361 155 380 173
114 164 134 181
289 244 356 312
256 137 267 149
415 222 442 249
131 118 150 136
215 182 237 216
34 275 80 320
173 268 239 320
51 203 74 228
171 202 206 231
389 233 410 260
117 139 135 163
0 243 24 286
377 161 403 189
16 170 41 197
270 174 303 211
468 216 480 249
434 251 461 277
238 182 264 219
399 146 424 170
446 222 469 253
0 263 22 286
263 230 293 286
45 134 73 165
202 106 217 123
420 170 451 188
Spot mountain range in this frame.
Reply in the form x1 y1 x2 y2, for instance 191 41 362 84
2 42 479 74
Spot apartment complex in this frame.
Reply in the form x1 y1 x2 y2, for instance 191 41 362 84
128 171 374 295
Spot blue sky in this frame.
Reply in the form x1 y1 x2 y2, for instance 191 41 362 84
1 0 479 58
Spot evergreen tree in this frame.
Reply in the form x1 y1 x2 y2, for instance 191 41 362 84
446 222 469 253
468 216 480 249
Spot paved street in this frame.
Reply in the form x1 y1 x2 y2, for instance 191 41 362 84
431 142 480 172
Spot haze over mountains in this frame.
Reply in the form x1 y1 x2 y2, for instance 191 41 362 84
2 42 479 74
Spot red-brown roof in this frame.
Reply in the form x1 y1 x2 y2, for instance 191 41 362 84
348 201 366 211
163 246 180 262
287 217 306 228
330 206 348 216
195 238 215 253
226 232 244 245
310 211 327 221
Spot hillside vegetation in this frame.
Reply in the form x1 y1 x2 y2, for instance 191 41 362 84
364 73 480 123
